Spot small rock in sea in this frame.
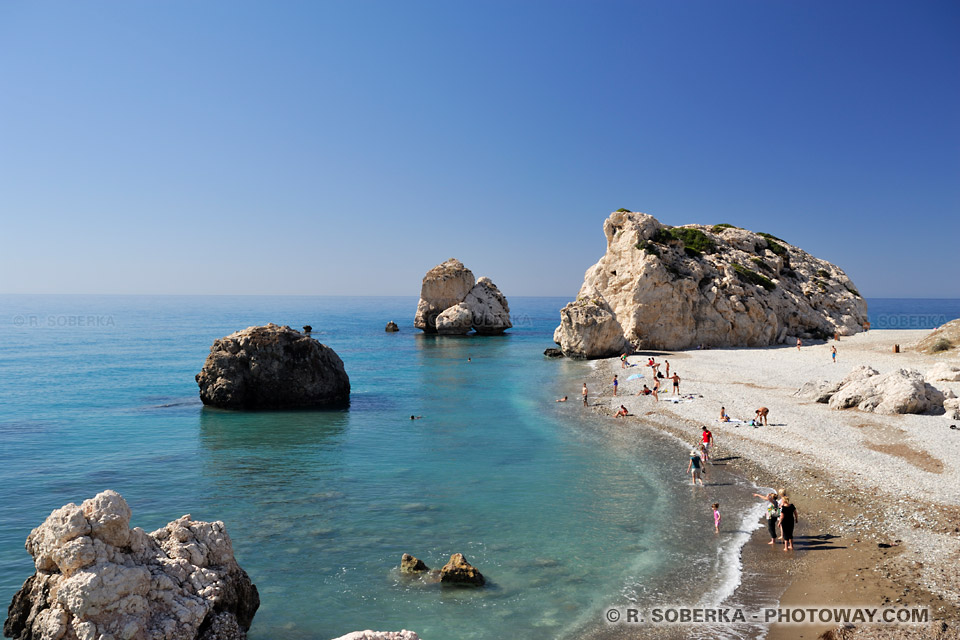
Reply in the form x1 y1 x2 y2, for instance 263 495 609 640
4 490 259 640
439 553 485 586
385 321 400 332
303 325 313 334
543 348 564 358
400 553 429 573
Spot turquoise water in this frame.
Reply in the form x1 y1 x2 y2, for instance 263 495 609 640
2 296 955 639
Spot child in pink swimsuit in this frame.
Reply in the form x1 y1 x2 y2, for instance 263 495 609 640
712 503 721 533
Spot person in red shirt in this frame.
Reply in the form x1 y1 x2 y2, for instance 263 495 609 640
701 426 714 462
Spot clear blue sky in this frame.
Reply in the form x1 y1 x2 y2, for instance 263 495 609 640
1 1 957 297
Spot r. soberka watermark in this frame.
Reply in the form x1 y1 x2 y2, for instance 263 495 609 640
604 605 928 625
12 315 116 328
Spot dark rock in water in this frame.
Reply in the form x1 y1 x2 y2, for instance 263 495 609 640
196 323 349 409
385 321 400 333
543 348 564 358
439 553 485 586
400 553 429 573
302 325 313 334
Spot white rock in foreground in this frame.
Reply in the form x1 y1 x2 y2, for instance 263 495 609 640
928 361 960 382
4 490 259 640
331 632 421 640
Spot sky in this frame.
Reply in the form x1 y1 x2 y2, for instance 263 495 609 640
1 1 958 298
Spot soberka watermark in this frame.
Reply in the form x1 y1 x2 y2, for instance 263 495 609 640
13 315 116 328
604 605 929 625
872 314 948 330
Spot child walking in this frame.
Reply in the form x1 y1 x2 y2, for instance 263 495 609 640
712 503 721 533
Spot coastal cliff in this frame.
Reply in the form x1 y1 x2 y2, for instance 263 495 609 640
555 210 868 356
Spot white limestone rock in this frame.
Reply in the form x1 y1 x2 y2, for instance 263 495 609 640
828 368 945 415
4 491 259 640
435 303 474 335
414 259 476 333
555 210 868 350
463 277 512 335
554 291 629 359
927 362 960 382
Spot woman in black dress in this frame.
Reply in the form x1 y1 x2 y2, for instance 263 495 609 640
777 497 798 551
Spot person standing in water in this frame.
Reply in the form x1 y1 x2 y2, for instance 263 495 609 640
687 448 706 486
753 492 780 544
582 383 588 406
712 503 721 533
777 497 798 551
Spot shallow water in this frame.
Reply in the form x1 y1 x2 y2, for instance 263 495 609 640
3 295 947 639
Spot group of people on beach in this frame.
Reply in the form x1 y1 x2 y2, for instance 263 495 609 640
753 489 799 551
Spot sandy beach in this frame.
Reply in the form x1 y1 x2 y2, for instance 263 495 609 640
582 329 959 638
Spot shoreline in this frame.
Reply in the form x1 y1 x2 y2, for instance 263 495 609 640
572 329 959 638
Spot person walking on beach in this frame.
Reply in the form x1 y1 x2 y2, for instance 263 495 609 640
753 492 780 544
613 374 619 397
582 383 588 406
755 407 769 426
712 503 721 533
831 345 837 364
701 426 714 461
671 372 681 395
775 488 789 539
621 353 628 369
796 337 802 351
652 378 660 402
777 497 798 551
665 360 670 377
687 448 706 486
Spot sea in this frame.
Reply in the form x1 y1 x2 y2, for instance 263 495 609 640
1 296 957 640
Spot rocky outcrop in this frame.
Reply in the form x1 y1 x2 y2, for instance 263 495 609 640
399 554 429 574
385 322 399 333
3 491 259 640
914 319 960 354
553 291 629 359
331 632 421 640
195 324 349 409
798 366 945 415
438 553 484 586
414 260 511 335
928 362 960 382
555 211 868 352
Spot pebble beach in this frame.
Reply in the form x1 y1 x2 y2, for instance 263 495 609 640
581 329 960 638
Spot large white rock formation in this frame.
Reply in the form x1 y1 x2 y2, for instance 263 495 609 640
414 260 511 335
4 491 259 640
554 210 868 355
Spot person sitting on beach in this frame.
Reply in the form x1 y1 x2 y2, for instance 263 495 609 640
556 396 568 402
719 406 730 422
615 405 629 418
637 385 652 396
755 407 769 426
671 372 681 395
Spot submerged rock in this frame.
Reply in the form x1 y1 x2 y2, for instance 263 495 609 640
555 210 868 353
3 490 259 640
439 553 485 586
196 323 350 409
400 554 429 574
414 260 511 335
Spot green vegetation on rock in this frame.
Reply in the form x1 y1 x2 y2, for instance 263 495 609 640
649 227 716 255
732 262 776 291
711 223 738 233
932 338 952 353
750 257 774 274
636 241 660 257
615 208 632 213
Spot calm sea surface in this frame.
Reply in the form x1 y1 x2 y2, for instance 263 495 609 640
1 296 956 639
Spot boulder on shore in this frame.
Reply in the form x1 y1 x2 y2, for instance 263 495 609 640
196 323 350 409
798 366 945 415
553 291 629 359
438 553 485 586
414 260 511 335
554 210 868 354
3 490 259 640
